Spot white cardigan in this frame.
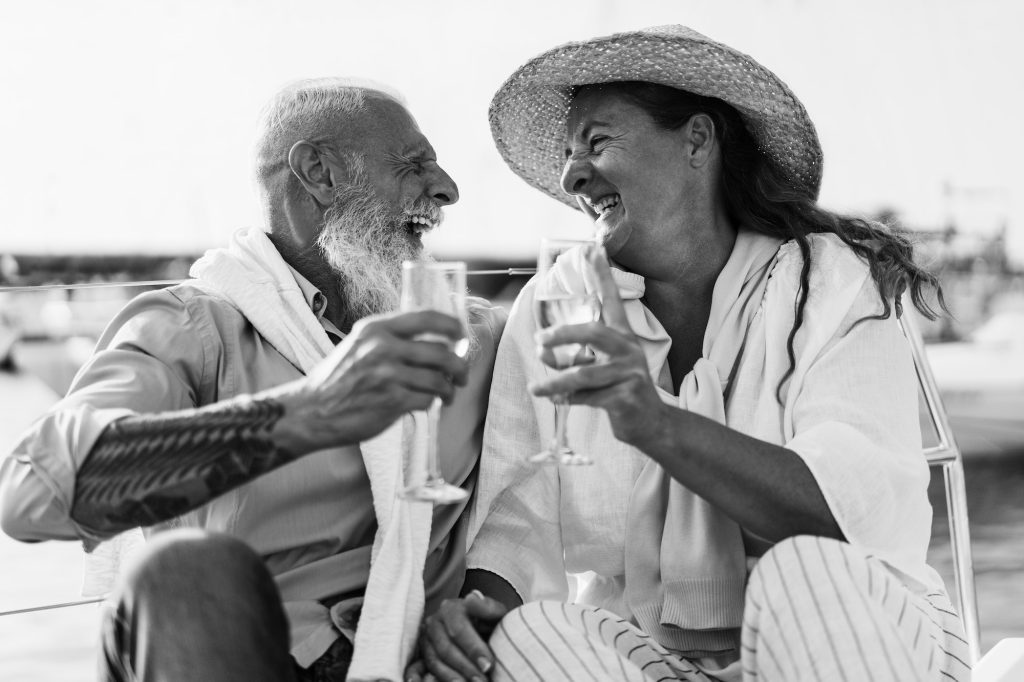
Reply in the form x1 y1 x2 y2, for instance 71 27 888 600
467 232 942 622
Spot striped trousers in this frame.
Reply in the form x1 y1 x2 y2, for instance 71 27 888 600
487 537 971 682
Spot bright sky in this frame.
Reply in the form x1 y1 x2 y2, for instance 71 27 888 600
2 0 1022 263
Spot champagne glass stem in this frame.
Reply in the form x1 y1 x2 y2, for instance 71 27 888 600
425 397 443 484
552 394 571 455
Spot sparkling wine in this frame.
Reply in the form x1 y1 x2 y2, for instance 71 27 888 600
415 332 470 358
535 293 600 368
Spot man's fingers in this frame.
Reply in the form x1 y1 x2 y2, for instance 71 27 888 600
395 338 470 386
369 310 467 342
394 366 458 404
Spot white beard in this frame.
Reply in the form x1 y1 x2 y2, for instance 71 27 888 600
316 180 427 319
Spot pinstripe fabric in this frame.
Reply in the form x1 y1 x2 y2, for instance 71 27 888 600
489 601 716 682
487 537 970 682
743 536 970 682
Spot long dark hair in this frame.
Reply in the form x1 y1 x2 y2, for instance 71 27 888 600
578 81 946 399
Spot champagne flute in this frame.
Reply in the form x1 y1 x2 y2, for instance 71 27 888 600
531 238 604 466
398 261 471 504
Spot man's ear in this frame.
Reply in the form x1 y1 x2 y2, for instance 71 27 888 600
684 113 717 169
287 141 338 206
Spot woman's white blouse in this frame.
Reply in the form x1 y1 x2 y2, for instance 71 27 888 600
467 233 943 612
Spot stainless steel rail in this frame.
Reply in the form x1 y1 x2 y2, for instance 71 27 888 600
901 310 982 663
0 269 537 294
0 597 105 617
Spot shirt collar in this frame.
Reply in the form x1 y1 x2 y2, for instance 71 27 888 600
286 264 346 343
286 264 329 321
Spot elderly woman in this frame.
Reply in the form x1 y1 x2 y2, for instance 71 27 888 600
414 26 968 682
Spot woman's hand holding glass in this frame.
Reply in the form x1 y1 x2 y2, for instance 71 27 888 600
531 238 604 465
530 249 668 451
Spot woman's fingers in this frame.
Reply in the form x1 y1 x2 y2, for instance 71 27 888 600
530 361 640 398
536 322 635 358
587 247 631 332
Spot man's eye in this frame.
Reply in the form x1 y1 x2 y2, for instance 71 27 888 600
589 135 610 150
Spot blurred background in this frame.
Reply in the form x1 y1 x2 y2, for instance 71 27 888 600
1 0 1022 679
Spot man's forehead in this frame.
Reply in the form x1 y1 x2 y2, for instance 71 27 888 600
342 96 432 156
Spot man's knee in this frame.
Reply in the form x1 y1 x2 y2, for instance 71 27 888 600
101 531 293 681
119 529 267 603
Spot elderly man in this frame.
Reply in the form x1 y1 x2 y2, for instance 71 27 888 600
0 79 505 681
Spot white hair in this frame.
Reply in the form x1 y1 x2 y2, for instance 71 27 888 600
253 77 406 189
316 157 420 319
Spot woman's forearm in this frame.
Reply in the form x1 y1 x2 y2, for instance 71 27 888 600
632 403 844 543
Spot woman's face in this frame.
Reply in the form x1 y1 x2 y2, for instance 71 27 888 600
561 87 697 266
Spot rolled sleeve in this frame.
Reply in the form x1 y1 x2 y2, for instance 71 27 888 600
0 288 214 546
1 406 133 543
785 284 933 577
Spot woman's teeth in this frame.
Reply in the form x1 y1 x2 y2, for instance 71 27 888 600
591 195 620 216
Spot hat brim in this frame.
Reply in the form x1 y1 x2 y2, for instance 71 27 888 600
488 25 823 209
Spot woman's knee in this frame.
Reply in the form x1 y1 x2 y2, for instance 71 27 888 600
748 535 851 600
489 600 592 649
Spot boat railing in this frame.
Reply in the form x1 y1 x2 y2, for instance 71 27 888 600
901 308 982 663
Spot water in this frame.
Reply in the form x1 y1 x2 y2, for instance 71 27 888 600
928 454 1024 650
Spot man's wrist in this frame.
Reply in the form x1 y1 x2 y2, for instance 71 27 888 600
263 383 322 456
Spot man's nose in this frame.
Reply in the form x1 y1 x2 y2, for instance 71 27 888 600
426 165 459 206
560 156 591 196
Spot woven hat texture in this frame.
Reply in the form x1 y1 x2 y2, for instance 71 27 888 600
489 25 823 208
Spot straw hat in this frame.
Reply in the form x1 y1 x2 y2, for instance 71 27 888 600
489 25 823 208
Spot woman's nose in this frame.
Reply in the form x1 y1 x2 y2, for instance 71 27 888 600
560 156 592 197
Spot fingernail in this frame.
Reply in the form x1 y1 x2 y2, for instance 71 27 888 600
477 658 492 673
467 589 484 600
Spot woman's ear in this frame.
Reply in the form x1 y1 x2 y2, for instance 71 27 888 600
287 141 337 206
684 113 717 169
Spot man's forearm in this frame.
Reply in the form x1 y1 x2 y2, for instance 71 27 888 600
70 395 297 535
